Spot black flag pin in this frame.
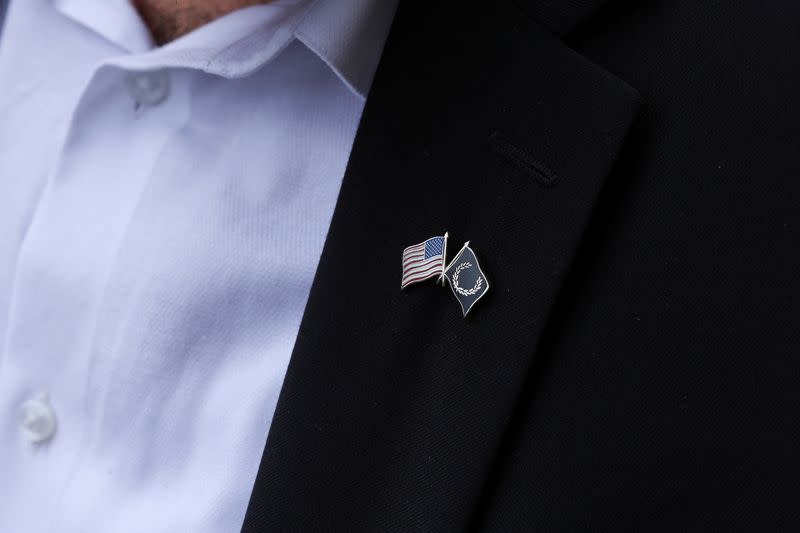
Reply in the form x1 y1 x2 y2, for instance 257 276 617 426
442 241 490 317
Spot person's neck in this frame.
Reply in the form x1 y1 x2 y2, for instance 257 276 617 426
131 0 272 45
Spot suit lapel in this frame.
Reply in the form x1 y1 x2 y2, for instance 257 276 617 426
515 0 616 36
243 1 638 530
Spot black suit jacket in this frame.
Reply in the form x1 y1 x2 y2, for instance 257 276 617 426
241 0 800 530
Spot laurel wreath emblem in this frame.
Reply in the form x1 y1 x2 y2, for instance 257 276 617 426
452 262 483 296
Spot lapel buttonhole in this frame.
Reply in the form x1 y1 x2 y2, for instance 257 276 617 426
489 131 558 187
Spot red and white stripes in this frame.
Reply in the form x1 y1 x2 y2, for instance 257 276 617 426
401 241 443 289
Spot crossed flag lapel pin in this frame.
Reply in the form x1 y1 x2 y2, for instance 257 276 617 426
401 232 490 317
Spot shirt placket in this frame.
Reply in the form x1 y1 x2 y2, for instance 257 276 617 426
0 59 192 526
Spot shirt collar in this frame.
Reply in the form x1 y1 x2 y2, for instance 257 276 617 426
52 0 398 99
294 0 398 97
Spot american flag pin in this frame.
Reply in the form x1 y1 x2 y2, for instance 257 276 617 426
401 232 490 317
401 232 449 290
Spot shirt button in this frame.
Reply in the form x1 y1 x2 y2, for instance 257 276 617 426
125 69 171 107
20 392 57 444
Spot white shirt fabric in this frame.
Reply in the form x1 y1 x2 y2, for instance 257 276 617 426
0 0 396 530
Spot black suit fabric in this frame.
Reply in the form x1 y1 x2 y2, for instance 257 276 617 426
238 1 800 530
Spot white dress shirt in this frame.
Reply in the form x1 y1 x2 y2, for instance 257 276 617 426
0 0 396 530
